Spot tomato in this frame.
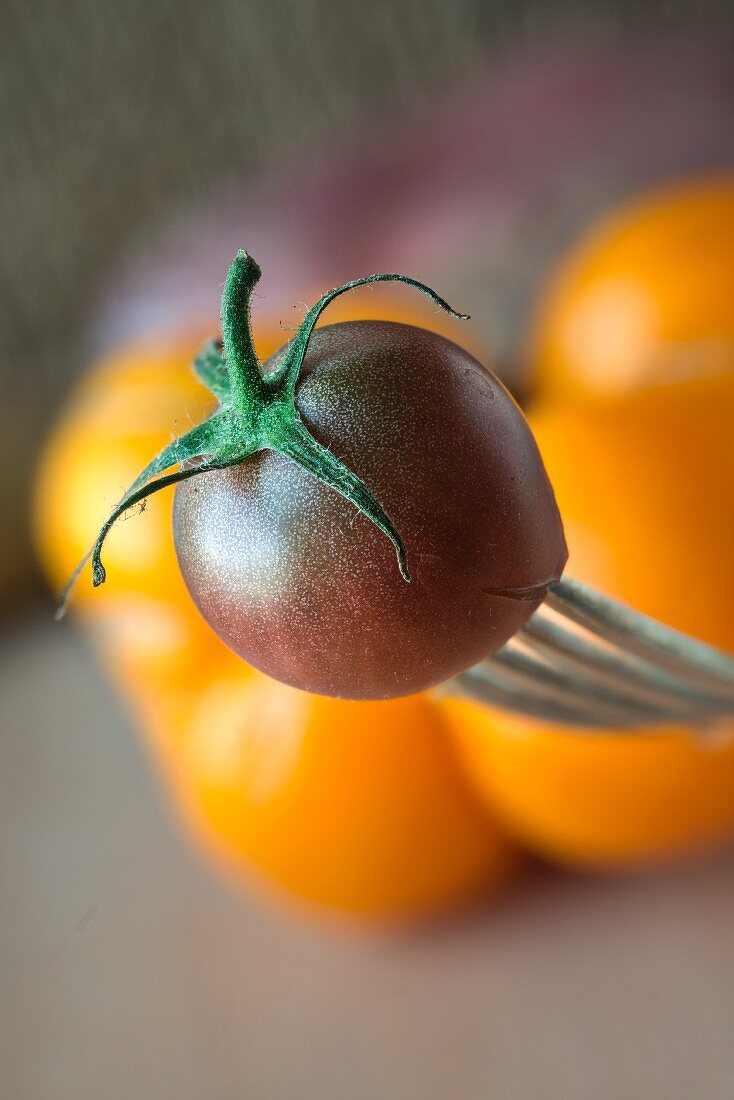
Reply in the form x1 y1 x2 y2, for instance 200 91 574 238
35 338 211 604
33 336 234 698
446 376 734 867
446 701 734 869
530 175 734 402
172 280 566 700
529 375 734 651
58 254 563 700
159 668 517 920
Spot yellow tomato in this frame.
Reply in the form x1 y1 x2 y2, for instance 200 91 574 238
531 375 734 651
446 701 734 869
531 175 734 402
162 670 516 920
35 338 213 604
446 377 734 867
33 334 231 695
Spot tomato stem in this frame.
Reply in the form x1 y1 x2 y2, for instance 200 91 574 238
272 273 469 400
220 251 268 416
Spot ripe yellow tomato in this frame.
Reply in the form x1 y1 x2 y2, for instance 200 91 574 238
531 374 734 651
162 669 517 920
446 377 734 867
34 337 214 606
446 701 734 869
33 335 231 695
531 175 734 401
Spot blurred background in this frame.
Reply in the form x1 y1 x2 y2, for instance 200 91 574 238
4 2 734 1097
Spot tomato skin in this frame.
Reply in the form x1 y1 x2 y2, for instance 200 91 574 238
174 321 567 700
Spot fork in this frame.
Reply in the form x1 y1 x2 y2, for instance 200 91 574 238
450 577 734 732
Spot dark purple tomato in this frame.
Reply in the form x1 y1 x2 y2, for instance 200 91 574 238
173 321 566 699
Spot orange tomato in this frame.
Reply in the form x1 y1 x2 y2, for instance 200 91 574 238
446 701 734 869
531 175 734 402
33 334 229 696
161 670 516 920
35 337 212 601
531 374 734 651
446 377 734 867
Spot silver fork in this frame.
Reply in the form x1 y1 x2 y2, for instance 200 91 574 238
450 577 734 732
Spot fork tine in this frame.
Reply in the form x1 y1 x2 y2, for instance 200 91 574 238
485 642 689 725
546 578 734 701
452 666 643 728
449 574 734 731
517 613 734 717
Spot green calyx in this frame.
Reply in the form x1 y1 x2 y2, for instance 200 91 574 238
56 250 469 618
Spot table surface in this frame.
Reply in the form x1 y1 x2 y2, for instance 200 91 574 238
3 615 734 1100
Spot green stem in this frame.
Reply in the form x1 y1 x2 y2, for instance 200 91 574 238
89 459 238 586
277 419 410 581
220 250 267 414
274 272 470 399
